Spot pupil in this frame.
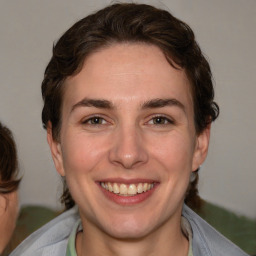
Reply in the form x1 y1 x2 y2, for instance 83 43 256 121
93 118 100 124
155 117 163 124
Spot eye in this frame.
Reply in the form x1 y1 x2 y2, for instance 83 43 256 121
148 116 174 125
82 116 107 125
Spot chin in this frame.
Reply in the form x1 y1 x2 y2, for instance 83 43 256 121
108 227 151 240
102 215 156 240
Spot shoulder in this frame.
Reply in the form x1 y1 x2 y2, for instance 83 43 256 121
182 204 249 256
9 207 79 256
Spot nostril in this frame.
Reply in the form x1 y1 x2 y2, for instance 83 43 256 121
108 140 148 169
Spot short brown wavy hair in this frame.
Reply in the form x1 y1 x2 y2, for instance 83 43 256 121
0 122 21 194
42 3 219 210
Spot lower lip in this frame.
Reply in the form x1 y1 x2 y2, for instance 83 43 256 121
98 184 158 206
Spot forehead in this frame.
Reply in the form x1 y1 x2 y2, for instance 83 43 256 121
63 43 193 110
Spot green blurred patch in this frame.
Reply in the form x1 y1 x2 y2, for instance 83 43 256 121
197 201 256 255
3 202 256 255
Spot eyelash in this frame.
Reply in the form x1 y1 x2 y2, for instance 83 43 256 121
82 116 108 125
81 115 174 127
147 115 174 125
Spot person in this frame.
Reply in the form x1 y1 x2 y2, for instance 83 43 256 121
10 3 248 256
0 122 20 254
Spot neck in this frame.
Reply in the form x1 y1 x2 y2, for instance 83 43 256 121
76 217 189 256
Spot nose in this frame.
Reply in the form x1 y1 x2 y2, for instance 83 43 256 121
109 124 148 169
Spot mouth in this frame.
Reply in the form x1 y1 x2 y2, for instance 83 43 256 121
100 182 156 196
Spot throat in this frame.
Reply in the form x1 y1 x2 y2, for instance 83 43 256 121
75 224 189 256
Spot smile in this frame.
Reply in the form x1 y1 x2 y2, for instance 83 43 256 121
100 182 155 196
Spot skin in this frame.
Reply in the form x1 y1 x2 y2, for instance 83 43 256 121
48 43 210 256
0 190 19 254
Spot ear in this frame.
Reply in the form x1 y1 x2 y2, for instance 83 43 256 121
47 123 65 177
192 124 211 171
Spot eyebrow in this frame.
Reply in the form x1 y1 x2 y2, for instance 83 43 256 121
141 98 185 112
71 98 114 112
71 97 185 113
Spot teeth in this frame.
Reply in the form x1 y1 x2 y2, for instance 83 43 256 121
108 182 113 192
120 184 128 194
128 184 137 195
113 183 119 194
137 183 143 194
100 182 155 196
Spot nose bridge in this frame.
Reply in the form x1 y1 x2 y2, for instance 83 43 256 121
109 121 148 169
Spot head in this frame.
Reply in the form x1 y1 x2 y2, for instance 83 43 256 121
0 122 20 253
42 3 219 211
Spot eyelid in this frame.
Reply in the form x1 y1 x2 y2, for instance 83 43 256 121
81 114 110 125
146 114 175 125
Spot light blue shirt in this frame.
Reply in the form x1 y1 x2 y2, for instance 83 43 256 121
66 220 80 256
9 205 248 256
65 217 193 256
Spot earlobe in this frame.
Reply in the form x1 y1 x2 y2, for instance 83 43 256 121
47 123 65 177
192 124 211 171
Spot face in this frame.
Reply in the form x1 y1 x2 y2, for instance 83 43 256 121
48 43 210 240
0 190 19 253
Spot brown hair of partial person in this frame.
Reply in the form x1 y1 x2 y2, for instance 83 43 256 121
0 122 21 194
41 3 219 211
184 169 203 211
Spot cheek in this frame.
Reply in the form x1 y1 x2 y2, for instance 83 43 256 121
149 132 195 199
61 133 108 175
0 194 6 212
0 192 18 219
149 132 195 172
0 192 19 252
7 191 19 223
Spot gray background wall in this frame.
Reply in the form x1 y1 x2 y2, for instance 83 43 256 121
0 0 255 218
